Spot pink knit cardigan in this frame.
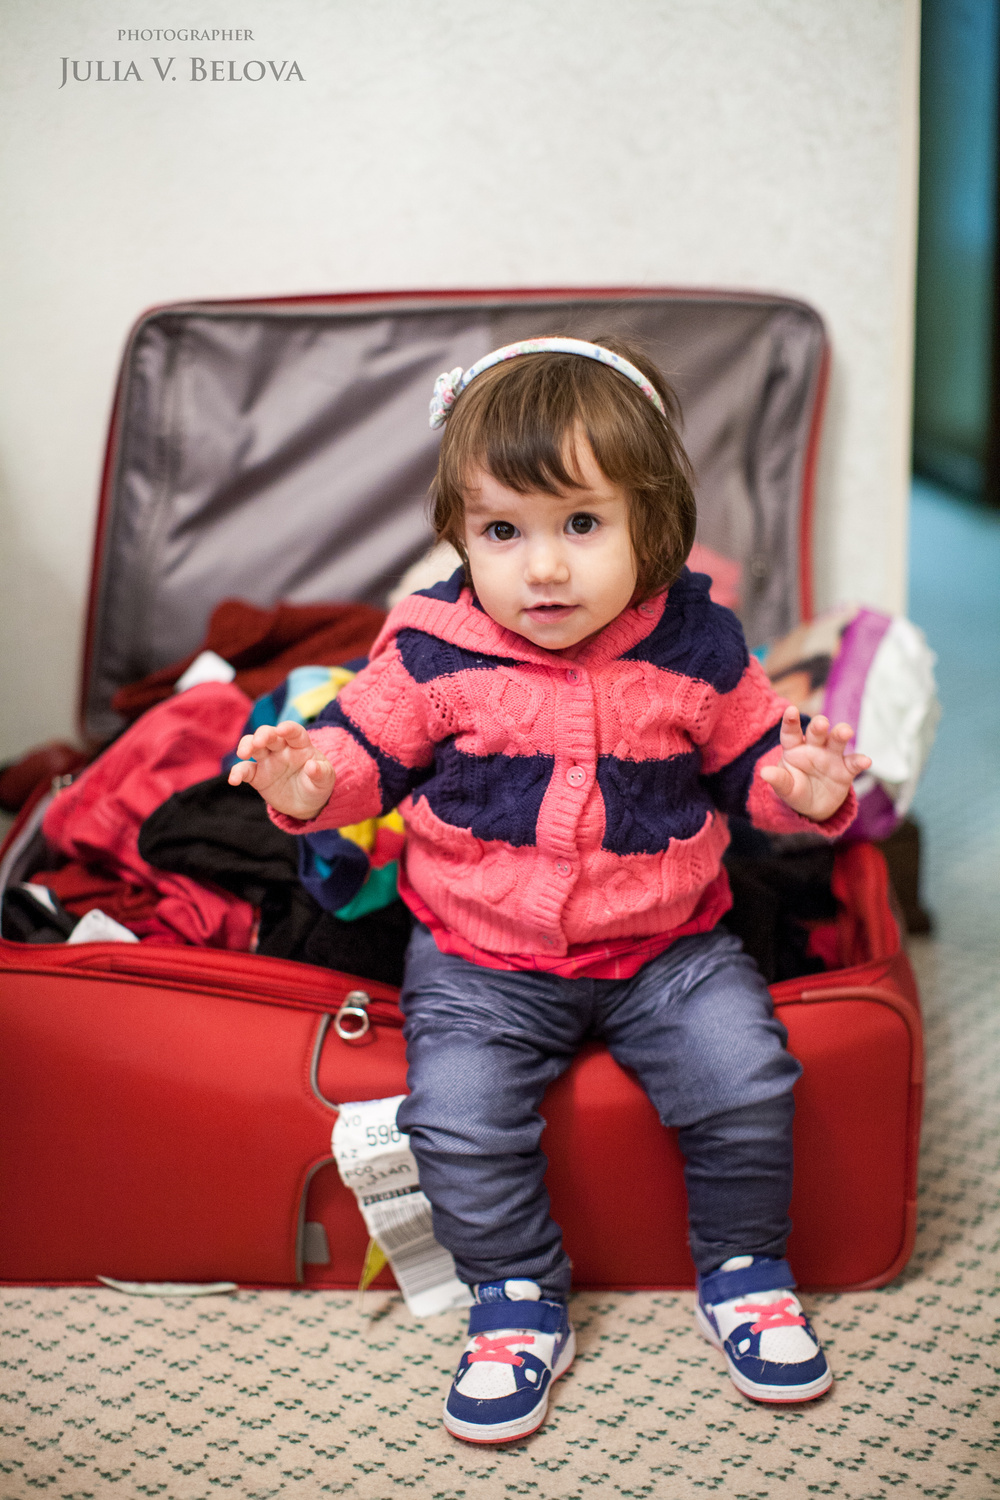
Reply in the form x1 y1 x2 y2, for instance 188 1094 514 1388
272 570 856 978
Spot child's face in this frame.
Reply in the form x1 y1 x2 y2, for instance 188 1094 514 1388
462 436 638 653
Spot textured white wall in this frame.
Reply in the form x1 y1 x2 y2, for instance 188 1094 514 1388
0 0 918 759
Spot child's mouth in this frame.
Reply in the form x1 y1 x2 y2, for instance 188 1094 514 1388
525 603 577 621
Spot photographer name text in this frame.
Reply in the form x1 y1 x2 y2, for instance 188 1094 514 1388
58 23 306 87
60 53 305 86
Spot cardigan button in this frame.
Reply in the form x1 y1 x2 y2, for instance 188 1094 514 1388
565 668 581 684
565 766 587 788
555 860 572 877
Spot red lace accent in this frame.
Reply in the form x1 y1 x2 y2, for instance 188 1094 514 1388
467 1334 535 1366
735 1297 806 1335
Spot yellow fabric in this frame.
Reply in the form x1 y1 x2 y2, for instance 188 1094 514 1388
338 807 405 854
289 665 357 723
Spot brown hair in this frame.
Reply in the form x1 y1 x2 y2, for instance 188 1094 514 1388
432 335 697 600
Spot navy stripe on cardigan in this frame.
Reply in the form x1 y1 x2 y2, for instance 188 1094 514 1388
312 568 782 849
700 720 785 817
396 628 523 684
415 744 553 847
619 568 747 694
596 751 710 855
415 571 465 604
312 698 432 814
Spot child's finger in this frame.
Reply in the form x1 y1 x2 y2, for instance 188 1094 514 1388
250 724 288 754
227 759 255 788
778 705 804 748
243 726 273 758
274 719 312 748
302 756 336 792
844 752 871 776
760 762 795 798
803 714 830 746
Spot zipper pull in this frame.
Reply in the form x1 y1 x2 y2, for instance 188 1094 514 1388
334 989 371 1042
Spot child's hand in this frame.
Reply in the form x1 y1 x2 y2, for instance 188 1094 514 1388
759 707 871 823
227 720 335 821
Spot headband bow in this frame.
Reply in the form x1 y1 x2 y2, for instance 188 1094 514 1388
429 367 464 430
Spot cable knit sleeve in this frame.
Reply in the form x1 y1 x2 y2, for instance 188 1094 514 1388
267 640 437 835
698 654 858 840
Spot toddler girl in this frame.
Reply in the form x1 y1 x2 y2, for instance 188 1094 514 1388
229 337 868 1444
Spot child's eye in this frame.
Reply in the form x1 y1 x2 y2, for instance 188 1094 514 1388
486 521 518 541
567 513 599 535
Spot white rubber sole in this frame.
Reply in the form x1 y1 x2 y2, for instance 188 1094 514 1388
695 1301 833 1404
443 1326 577 1445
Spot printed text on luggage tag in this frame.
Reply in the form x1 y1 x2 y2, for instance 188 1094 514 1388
332 1096 471 1318
332 1096 420 1198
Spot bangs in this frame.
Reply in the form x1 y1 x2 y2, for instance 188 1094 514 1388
456 358 595 497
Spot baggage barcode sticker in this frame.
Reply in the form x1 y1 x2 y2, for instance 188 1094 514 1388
332 1096 471 1317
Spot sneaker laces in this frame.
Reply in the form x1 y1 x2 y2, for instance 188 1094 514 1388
734 1297 806 1335
467 1334 535 1367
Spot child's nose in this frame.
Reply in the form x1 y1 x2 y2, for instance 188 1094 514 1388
524 540 570 585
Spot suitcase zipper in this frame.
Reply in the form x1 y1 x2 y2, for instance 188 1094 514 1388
333 989 373 1042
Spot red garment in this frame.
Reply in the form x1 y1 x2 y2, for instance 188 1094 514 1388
398 869 734 981
112 598 386 722
32 863 164 938
42 683 255 948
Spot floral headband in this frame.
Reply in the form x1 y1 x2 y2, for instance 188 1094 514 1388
428 337 667 429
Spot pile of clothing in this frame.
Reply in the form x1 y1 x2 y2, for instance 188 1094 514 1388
2 599 413 987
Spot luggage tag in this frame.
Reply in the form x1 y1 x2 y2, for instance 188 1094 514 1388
332 1095 472 1317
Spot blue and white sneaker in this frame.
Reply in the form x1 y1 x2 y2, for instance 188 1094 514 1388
695 1255 832 1403
443 1279 575 1444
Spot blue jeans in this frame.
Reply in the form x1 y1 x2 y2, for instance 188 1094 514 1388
396 924 802 1301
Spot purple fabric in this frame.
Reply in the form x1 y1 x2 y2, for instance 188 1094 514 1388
822 608 892 748
841 781 899 844
822 608 896 843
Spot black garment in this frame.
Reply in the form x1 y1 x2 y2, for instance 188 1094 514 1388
266 891 413 985
722 819 837 983
139 776 412 985
1 883 79 944
139 776 300 903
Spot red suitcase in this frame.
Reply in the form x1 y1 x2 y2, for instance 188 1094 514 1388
0 289 921 1293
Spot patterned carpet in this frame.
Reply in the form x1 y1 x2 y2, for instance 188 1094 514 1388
1 484 998 1498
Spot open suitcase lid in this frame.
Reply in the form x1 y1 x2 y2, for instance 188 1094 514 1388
82 288 828 743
